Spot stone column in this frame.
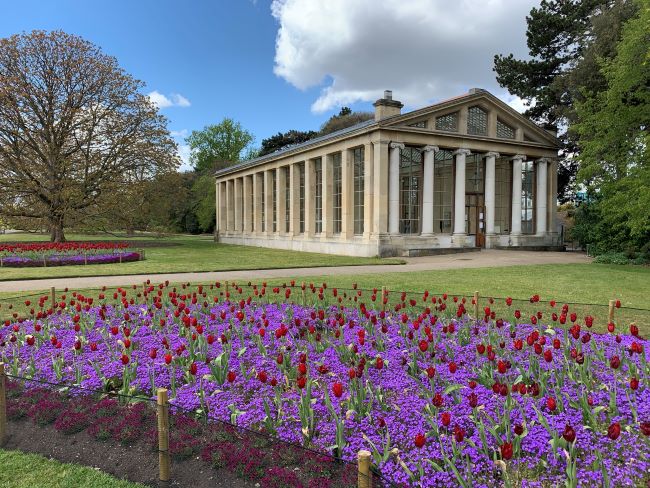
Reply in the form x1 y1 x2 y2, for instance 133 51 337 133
548 159 558 238
536 158 548 236
234 178 242 232
452 149 471 239
341 149 354 239
243 175 252 233
215 181 220 235
277 166 286 234
484 152 499 237
363 142 374 239
388 142 404 235
264 170 273 234
226 179 234 231
289 164 300 235
304 159 315 237
421 145 439 236
372 141 390 235
510 154 525 239
323 155 333 237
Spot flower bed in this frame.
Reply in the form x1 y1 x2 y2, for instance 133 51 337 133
0 242 142 267
1 282 648 487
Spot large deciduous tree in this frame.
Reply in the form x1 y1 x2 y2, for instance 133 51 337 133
0 30 179 241
186 118 255 172
493 0 638 201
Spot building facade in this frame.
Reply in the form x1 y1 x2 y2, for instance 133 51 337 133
214 89 560 257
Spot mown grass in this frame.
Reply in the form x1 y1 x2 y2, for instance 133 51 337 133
1 263 648 334
0 232 402 280
0 449 144 488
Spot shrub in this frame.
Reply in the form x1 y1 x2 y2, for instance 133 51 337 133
593 252 630 265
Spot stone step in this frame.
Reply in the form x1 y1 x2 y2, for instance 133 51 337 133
403 247 482 257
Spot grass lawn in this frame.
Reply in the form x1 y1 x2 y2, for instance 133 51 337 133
0 232 402 280
1 262 648 334
0 449 143 488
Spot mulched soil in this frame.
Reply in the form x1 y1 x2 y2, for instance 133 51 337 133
3 419 253 488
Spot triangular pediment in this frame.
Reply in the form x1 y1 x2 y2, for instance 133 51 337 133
381 90 558 146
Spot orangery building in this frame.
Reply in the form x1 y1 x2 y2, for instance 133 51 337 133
214 89 560 257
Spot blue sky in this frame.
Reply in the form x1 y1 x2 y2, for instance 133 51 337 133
0 0 538 169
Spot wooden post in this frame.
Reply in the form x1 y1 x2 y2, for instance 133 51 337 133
381 286 386 313
357 449 372 488
0 363 7 446
50 287 56 309
608 300 615 324
301 282 306 306
473 291 479 318
157 388 170 482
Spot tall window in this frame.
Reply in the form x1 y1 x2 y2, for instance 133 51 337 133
399 146 422 234
494 158 511 234
299 163 305 233
284 167 290 233
433 150 453 233
522 161 534 234
314 158 323 233
353 147 364 235
239 178 244 231
435 112 458 132
272 170 277 232
260 174 265 232
467 106 488 136
465 154 484 193
332 153 342 234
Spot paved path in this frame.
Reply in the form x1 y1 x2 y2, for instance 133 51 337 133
0 250 590 293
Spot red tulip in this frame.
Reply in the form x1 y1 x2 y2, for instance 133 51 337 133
440 411 451 427
500 442 513 460
453 425 465 442
607 422 621 440
448 362 457 374
297 376 307 389
189 362 197 375
640 422 650 436
562 424 576 443
120 354 129 365
227 370 236 383
546 397 557 411
630 377 639 391
414 433 426 448
332 382 343 398
164 353 172 365
610 356 620 369
418 340 428 352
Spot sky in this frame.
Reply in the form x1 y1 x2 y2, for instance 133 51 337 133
0 0 540 170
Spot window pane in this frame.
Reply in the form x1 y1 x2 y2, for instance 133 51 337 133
494 158 511 234
467 106 487 136
433 150 453 233
496 119 515 139
353 147 364 235
315 158 322 234
299 163 305 233
521 161 534 234
332 153 342 234
284 167 290 233
399 147 422 234
435 113 458 132
272 170 277 232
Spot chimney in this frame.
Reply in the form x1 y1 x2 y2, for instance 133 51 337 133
373 90 403 121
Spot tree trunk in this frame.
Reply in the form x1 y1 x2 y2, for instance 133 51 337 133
49 214 66 242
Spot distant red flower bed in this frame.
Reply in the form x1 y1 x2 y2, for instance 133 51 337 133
0 242 141 267
0 242 130 253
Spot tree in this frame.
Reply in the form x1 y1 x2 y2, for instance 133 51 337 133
0 30 179 241
319 108 373 135
186 118 254 172
259 129 318 156
493 0 638 201
571 1 649 254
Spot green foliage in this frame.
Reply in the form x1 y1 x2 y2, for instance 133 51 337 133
593 252 631 265
572 1 650 256
191 175 216 233
319 110 373 135
259 130 318 156
493 0 639 202
186 118 254 172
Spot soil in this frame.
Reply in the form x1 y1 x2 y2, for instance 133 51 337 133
3 419 254 488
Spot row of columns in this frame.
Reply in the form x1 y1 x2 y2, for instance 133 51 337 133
386 144 550 238
218 143 551 240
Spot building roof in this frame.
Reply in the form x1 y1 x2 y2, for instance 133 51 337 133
214 118 377 177
215 89 558 178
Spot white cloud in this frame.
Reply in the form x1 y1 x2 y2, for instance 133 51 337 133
148 91 191 109
271 0 538 113
177 143 193 172
170 129 189 138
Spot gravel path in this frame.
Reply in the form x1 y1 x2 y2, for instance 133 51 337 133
0 250 590 293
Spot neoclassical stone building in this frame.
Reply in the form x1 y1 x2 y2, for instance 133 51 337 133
215 89 560 257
